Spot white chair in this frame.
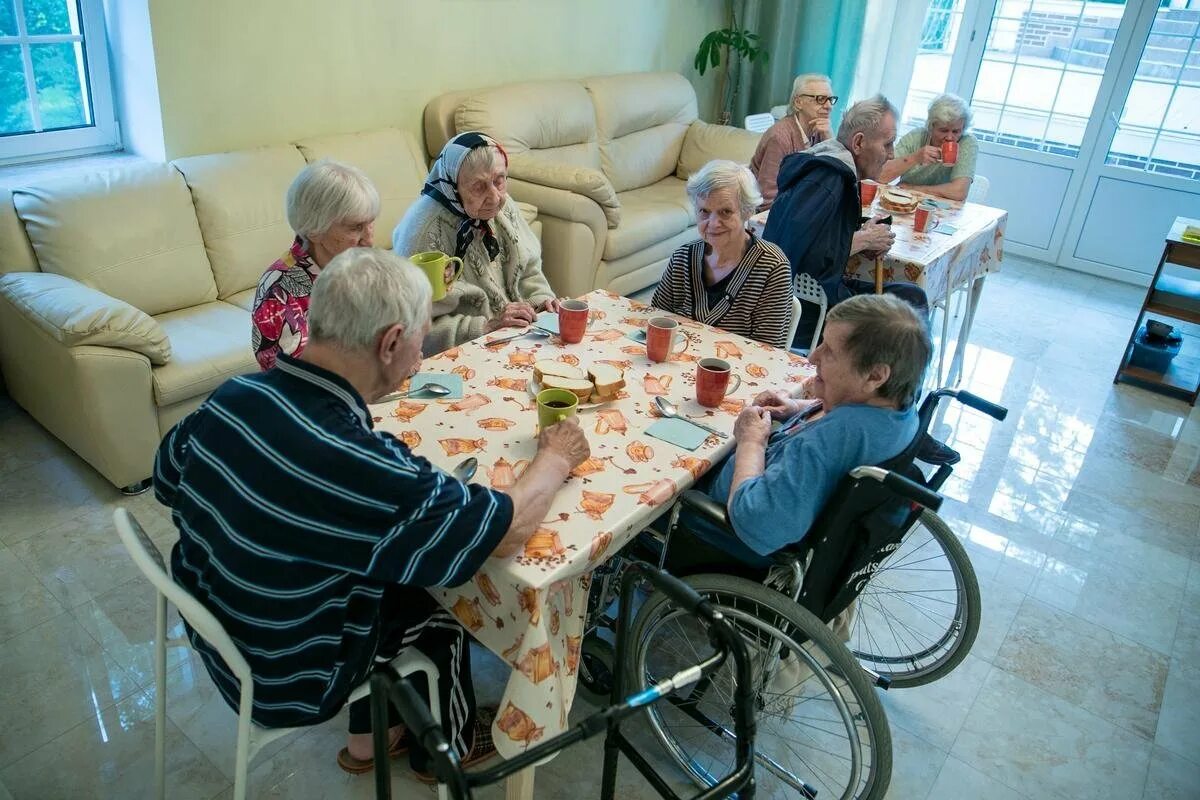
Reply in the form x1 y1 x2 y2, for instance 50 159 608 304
967 174 990 204
744 112 775 133
792 272 828 354
113 508 448 800
786 296 803 351
770 104 789 120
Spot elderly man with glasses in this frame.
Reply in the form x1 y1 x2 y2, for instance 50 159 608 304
749 73 839 209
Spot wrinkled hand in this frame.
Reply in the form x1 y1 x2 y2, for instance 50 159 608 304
537 416 590 471
485 301 538 332
541 297 563 314
733 407 772 447
858 220 896 254
916 145 942 166
752 389 798 422
810 117 832 142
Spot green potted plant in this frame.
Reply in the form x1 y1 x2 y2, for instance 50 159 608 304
694 0 770 125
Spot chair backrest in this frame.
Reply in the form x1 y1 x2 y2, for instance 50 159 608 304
744 113 775 133
770 104 789 120
967 174 990 203
786 296 802 350
113 508 255 688
793 272 828 352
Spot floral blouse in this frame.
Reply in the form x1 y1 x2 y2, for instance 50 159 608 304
250 237 320 371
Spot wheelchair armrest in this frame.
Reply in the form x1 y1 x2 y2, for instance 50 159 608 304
676 490 732 529
849 466 943 511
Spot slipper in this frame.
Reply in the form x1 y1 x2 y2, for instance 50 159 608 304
336 729 410 775
413 706 498 784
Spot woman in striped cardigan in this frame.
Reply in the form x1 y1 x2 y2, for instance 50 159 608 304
651 160 793 348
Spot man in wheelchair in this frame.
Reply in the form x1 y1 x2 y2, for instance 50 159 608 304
662 292 932 576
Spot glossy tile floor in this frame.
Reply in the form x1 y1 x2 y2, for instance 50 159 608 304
1 254 1198 799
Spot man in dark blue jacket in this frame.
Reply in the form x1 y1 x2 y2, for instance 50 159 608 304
763 94 928 348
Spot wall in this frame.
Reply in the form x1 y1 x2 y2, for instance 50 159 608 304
103 0 166 161
144 0 725 159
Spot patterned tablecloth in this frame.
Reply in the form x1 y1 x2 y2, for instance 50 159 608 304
750 195 1008 306
370 289 812 759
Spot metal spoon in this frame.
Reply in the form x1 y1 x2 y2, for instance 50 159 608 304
377 382 454 403
486 327 551 346
452 457 478 482
654 396 729 439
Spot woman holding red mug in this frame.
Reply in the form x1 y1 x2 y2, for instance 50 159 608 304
877 93 977 202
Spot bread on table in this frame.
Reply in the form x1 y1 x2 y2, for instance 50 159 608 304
879 187 919 214
539 373 594 401
533 360 626 404
587 363 626 403
533 359 586 384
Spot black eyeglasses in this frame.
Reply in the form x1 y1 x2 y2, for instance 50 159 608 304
798 94 839 106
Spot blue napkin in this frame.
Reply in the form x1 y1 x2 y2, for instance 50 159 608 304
410 372 463 399
646 418 710 450
626 328 648 344
933 224 958 236
535 310 560 334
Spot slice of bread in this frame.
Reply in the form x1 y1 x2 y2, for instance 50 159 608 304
533 359 586 384
539 373 594 401
587 363 625 400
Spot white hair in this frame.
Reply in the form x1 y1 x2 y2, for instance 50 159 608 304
926 93 972 130
307 248 432 351
837 94 899 146
790 72 833 112
458 145 504 186
686 159 763 221
286 159 380 246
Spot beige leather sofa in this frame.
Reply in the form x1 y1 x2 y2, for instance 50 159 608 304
0 128 451 491
424 72 761 298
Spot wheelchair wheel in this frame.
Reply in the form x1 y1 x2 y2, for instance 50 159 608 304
577 634 615 706
628 574 892 800
848 509 980 688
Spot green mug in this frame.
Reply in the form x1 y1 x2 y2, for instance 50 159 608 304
410 251 464 301
536 388 579 430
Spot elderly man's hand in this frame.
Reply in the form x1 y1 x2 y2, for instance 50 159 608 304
858 220 895 255
810 117 832 143
485 302 538 332
537 416 590 471
753 389 798 422
733 407 772 447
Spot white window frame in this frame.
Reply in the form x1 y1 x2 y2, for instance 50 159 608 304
0 0 119 164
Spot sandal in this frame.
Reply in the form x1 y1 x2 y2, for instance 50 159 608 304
413 706 498 784
336 728 410 775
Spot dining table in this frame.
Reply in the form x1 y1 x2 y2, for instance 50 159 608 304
750 193 1008 385
369 289 813 798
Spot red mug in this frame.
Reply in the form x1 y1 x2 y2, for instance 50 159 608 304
941 140 958 165
558 299 588 344
696 357 742 408
859 180 878 207
646 317 689 362
913 202 938 234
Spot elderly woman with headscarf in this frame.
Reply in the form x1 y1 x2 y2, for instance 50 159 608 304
250 159 379 370
393 131 558 354
749 73 837 209
651 160 792 348
878 93 977 201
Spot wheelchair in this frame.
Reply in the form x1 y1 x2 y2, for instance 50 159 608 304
578 387 1008 800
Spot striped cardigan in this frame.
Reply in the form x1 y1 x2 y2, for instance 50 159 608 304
651 234 793 347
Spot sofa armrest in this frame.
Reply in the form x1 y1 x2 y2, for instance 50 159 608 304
676 120 763 179
508 159 621 228
0 272 171 365
506 177 607 298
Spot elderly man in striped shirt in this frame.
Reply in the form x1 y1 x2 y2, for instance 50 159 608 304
153 248 590 781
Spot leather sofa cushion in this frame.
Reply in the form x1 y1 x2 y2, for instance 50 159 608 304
602 177 694 262
295 128 429 248
152 301 256 406
173 145 308 301
586 73 696 193
0 186 38 276
676 121 763 179
224 287 257 312
455 80 602 171
12 163 217 316
0 271 171 364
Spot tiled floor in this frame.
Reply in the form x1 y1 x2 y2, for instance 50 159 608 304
0 254 1197 799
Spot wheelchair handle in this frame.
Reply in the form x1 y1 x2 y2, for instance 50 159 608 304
955 389 1008 421
851 465 943 511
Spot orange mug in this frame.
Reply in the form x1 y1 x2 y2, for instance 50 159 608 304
558 299 588 344
696 357 741 408
859 180 878 207
913 202 939 234
941 140 958 165
646 317 690 362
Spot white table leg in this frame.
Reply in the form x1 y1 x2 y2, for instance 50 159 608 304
505 765 536 800
947 274 988 385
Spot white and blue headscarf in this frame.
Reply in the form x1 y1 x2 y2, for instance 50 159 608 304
421 131 508 261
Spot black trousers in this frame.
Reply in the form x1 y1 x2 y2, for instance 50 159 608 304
347 588 477 772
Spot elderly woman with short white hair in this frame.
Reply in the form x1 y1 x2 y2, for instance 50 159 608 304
749 73 837 209
251 159 379 370
393 131 557 354
878 93 977 201
651 160 792 348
